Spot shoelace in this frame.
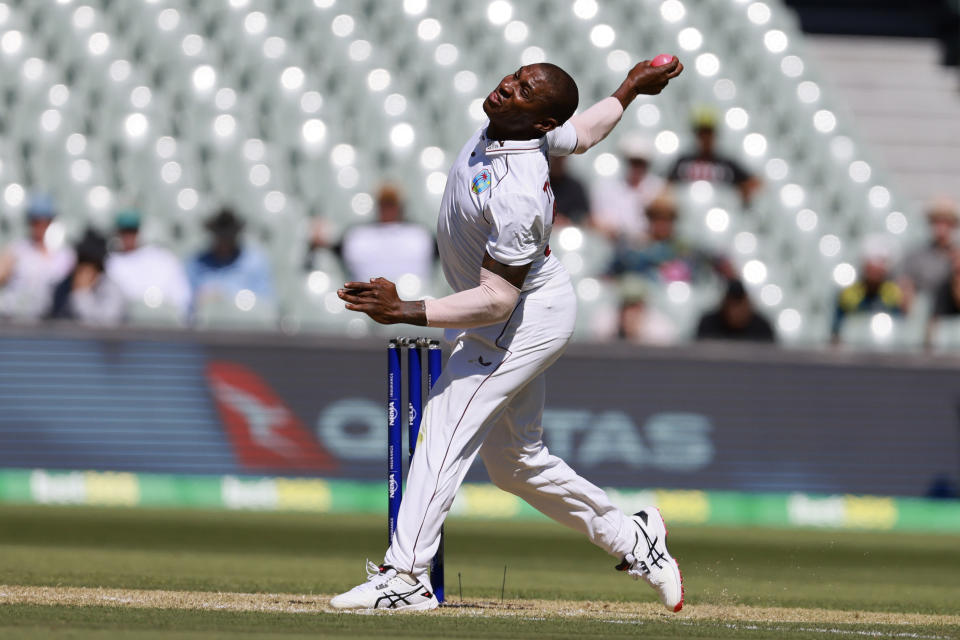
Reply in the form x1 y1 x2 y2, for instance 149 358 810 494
615 553 650 578
364 559 385 581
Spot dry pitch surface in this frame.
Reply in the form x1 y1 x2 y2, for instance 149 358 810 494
3 584 959 634
1 506 958 639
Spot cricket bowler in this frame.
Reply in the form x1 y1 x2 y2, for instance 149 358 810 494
334 57 685 612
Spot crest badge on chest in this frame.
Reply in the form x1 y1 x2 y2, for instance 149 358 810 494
471 168 492 195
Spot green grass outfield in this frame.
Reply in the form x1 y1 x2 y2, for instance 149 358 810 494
0 505 958 639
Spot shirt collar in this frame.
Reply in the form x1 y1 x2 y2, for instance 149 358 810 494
482 125 545 156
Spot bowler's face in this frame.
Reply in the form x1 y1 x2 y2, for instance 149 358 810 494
483 65 550 131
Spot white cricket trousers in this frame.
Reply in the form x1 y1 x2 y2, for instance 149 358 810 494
384 272 635 582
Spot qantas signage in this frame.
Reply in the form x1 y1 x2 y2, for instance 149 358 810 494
1 332 953 496
314 397 714 474
206 361 338 474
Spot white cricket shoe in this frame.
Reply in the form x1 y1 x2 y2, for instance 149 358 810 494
330 561 439 611
615 507 684 612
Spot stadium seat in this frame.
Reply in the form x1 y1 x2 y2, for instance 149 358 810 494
125 299 184 329
571 276 620 341
193 295 280 331
0 0 919 347
837 312 920 352
775 306 831 348
929 317 960 352
283 283 372 337
645 280 722 340
550 226 614 279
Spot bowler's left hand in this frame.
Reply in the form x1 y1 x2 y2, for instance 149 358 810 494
338 277 404 324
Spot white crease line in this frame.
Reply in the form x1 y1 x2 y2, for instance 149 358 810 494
678 620 950 640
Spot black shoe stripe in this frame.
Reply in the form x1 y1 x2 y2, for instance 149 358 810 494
631 518 667 571
374 585 429 609
640 525 667 569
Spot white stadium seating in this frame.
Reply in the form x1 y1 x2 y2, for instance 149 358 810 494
0 0 932 348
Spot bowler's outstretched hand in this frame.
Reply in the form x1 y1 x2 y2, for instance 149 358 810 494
613 57 684 108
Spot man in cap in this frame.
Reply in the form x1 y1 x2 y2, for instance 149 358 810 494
186 209 274 313
339 184 435 285
106 209 191 320
591 133 665 242
696 279 775 343
833 236 906 338
609 191 733 283
900 196 959 299
49 229 126 326
0 194 75 319
668 108 760 206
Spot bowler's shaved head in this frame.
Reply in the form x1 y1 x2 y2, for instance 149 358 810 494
533 63 579 124
482 62 580 138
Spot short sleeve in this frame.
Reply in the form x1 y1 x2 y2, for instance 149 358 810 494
484 193 544 266
545 120 578 157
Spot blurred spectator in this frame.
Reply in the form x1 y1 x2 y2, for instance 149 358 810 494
832 243 906 337
931 249 960 318
591 134 664 242
49 229 125 326
0 194 75 319
609 192 733 283
900 196 958 299
187 209 274 310
304 215 337 270
668 109 760 206
548 155 590 227
696 279 775 343
106 209 190 318
340 185 435 283
618 275 678 345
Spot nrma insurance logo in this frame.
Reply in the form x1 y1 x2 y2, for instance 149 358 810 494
408 402 418 425
388 474 399 499
388 401 398 426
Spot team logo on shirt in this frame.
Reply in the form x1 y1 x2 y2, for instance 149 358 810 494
471 169 492 194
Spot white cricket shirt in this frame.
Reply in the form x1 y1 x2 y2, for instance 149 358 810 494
436 120 578 294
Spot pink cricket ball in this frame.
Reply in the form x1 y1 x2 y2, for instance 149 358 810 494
651 54 675 67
